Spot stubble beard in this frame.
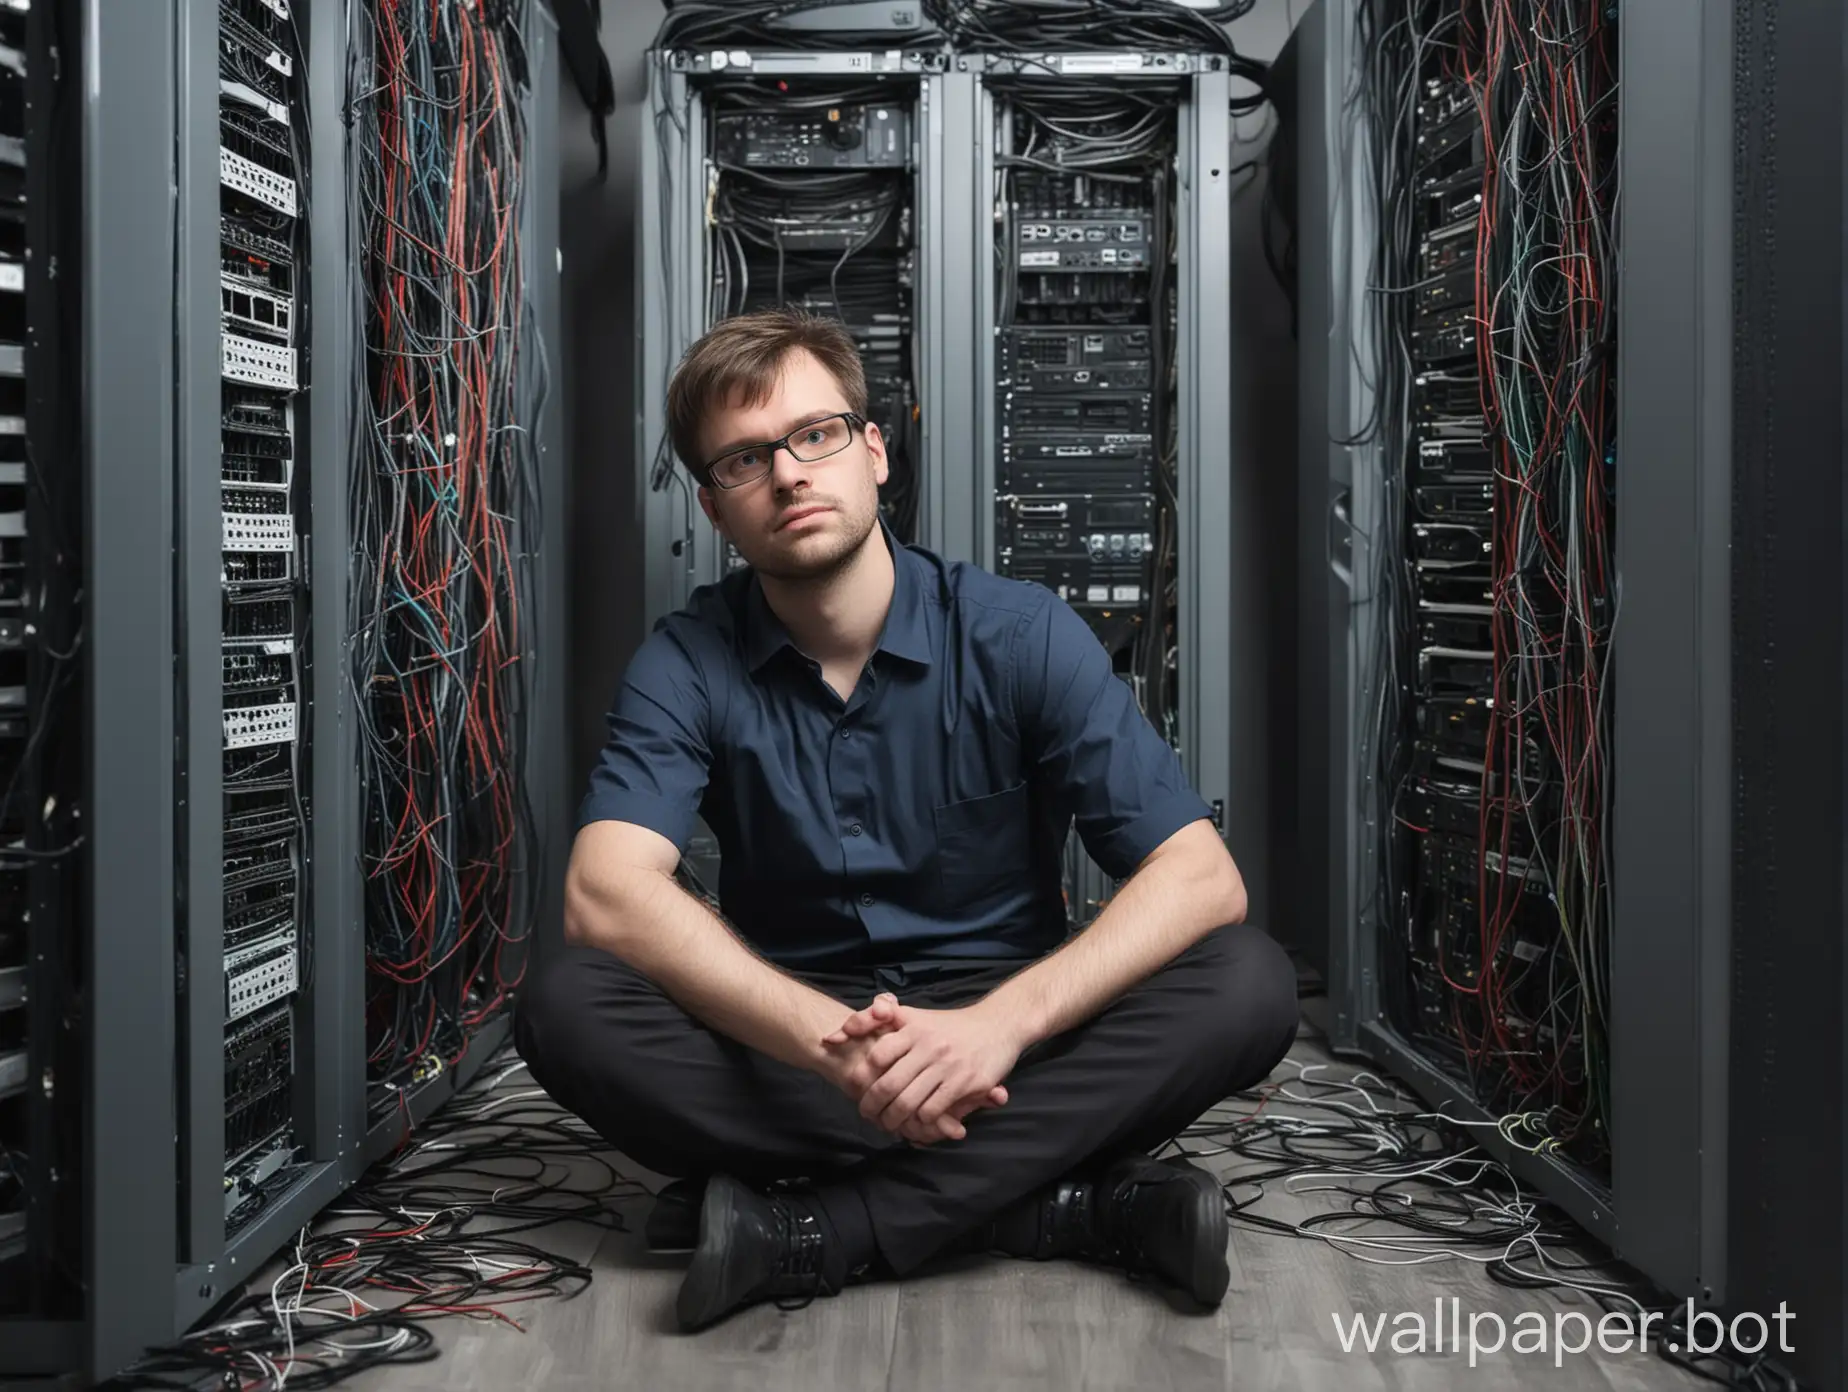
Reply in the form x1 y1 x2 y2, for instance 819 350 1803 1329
745 498 879 584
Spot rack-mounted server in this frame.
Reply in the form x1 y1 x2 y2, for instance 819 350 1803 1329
976 52 1239 921
215 0 307 1233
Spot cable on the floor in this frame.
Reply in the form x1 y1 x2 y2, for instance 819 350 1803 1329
1170 1058 1799 1391
107 1056 644 1392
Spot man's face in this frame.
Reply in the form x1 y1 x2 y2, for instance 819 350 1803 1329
696 348 888 582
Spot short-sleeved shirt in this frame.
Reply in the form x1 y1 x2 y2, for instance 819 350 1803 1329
580 522 1213 969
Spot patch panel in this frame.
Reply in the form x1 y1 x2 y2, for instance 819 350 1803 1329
221 510 293 552
222 333 295 389
224 931 297 1022
221 834 297 895
219 147 296 217
222 700 295 750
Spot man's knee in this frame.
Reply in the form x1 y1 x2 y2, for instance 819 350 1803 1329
513 943 649 1080
1180 922 1300 1074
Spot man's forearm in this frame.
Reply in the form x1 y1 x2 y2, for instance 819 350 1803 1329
980 830 1246 1049
565 869 847 1074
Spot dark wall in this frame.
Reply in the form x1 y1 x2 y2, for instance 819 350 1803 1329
1217 0 1305 953
1725 1 1845 1383
555 1 1306 915
558 0 659 807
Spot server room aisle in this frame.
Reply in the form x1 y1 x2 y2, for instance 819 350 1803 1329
237 1015 1710 1392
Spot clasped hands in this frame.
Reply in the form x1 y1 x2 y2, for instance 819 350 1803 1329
819 993 1025 1147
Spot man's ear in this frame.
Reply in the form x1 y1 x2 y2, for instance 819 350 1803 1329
696 484 727 537
863 419 890 488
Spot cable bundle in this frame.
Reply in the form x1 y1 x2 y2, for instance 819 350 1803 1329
112 1056 641 1391
347 0 544 1104
1348 0 1615 1172
1463 0 1617 1151
930 0 1264 69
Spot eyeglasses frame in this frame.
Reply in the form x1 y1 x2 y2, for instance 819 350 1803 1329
699 410 868 490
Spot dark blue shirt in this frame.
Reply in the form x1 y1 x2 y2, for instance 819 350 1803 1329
580 525 1213 968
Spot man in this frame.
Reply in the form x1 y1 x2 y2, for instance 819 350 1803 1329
515 307 1298 1332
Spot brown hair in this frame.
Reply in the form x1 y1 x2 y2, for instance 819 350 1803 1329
666 307 868 476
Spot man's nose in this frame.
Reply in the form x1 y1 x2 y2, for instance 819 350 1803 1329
770 444 811 486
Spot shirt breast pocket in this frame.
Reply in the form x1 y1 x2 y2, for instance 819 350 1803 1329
933 782 1030 908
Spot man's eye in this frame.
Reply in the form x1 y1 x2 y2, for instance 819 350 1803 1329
731 451 761 470
802 429 828 446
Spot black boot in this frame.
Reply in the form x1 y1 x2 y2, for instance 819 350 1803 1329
676 1176 842 1331
1001 1153 1230 1308
645 1177 706 1254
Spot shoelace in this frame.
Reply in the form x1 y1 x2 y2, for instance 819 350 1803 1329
766 1194 827 1312
1100 1177 1163 1275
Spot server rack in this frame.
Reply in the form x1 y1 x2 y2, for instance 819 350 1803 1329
636 43 971 625
969 52 1240 918
637 42 1253 922
1298 0 1715 1258
0 1 568 1381
1295 2 1843 1380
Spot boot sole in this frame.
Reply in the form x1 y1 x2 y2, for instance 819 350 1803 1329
676 1176 750 1331
1184 1170 1231 1307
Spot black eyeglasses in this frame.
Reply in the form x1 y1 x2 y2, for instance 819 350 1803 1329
701 412 865 490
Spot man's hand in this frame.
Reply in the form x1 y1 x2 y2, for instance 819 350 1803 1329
818 994 1008 1145
823 997 1024 1143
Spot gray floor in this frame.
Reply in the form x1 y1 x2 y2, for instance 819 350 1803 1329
301 1015 1707 1392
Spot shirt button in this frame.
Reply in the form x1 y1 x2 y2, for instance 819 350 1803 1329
860 892 874 906
848 823 863 837
839 728 851 740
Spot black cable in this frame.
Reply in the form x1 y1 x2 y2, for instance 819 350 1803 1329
657 0 946 51
930 0 1261 61
108 1050 641 1392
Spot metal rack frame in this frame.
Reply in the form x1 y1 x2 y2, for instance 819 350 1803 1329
0 1 567 1380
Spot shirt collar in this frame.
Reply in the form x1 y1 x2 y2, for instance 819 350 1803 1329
743 518 933 673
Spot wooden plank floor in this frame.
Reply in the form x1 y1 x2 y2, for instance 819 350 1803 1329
314 1015 1708 1392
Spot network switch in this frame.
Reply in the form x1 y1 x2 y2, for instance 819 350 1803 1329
1002 392 1152 434
713 104 911 169
1000 328 1152 392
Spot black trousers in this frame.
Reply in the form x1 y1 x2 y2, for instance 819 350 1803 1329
513 922 1298 1275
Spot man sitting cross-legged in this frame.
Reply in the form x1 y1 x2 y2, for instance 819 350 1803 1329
515 307 1299 1330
